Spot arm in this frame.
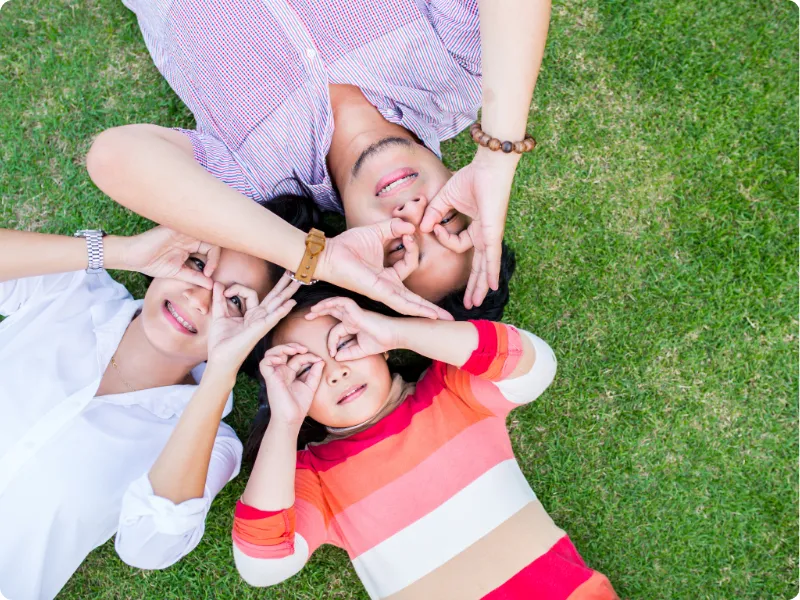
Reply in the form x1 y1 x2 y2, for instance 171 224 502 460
421 0 551 308
0 229 130 283
234 345 328 587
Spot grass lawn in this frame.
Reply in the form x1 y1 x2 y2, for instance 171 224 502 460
1 0 797 598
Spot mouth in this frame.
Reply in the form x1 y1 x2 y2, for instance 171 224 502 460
337 383 367 406
375 168 418 197
163 300 198 335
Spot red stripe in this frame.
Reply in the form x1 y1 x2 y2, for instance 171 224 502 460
303 371 446 471
482 536 593 600
235 499 285 520
461 320 499 376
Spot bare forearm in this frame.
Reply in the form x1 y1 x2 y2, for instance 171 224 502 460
241 423 299 511
479 0 551 141
0 229 128 282
87 125 307 271
148 367 235 504
392 318 480 367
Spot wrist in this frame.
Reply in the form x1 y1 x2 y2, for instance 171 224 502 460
266 419 302 441
474 145 521 172
200 361 238 391
103 235 129 271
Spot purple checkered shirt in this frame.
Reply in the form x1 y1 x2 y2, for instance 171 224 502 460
124 0 483 213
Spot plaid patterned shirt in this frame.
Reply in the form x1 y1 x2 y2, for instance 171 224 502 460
125 0 483 212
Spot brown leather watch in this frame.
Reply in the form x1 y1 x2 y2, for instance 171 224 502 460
290 228 326 285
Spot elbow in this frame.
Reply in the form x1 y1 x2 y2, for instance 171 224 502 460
86 126 133 196
233 543 303 588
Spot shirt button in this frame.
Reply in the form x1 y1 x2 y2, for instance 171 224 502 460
306 48 317 60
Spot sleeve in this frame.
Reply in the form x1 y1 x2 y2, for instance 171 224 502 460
174 128 265 203
432 320 558 418
0 271 83 317
232 462 335 587
427 0 481 76
114 422 243 569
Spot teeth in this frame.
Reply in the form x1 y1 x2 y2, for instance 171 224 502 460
166 301 196 333
379 173 417 195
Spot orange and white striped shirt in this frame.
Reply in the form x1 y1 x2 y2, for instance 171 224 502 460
233 321 617 600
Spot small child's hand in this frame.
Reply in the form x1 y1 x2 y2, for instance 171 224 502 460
305 297 398 361
259 344 323 429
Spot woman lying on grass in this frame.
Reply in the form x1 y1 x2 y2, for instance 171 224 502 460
0 198 312 600
234 284 618 600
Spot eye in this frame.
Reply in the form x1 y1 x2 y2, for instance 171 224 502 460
336 336 355 351
187 257 206 271
296 364 312 379
228 296 243 312
389 240 405 254
440 212 456 225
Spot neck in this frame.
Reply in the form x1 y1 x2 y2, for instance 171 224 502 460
113 315 198 391
327 84 416 193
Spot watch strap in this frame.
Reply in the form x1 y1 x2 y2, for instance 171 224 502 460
292 228 326 285
74 230 107 274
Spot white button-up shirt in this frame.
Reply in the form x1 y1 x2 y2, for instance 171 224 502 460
0 271 242 600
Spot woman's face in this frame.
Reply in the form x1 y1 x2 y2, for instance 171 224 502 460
273 310 393 428
141 248 274 364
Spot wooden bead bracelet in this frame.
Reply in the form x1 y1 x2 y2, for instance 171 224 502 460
469 122 536 154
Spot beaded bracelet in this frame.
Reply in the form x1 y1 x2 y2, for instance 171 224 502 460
469 122 536 154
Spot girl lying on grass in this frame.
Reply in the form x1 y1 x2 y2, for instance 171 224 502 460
0 197 311 600
233 284 618 600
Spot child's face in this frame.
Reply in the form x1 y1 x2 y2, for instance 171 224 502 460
273 311 393 428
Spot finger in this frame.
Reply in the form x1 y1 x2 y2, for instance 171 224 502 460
259 298 297 333
303 360 324 393
287 352 321 374
376 279 453 321
375 217 415 243
211 282 229 319
307 297 354 318
432 224 473 254
263 278 301 313
263 271 294 303
485 239 502 292
470 253 491 308
263 343 305 360
391 234 420 281
334 345 368 362
462 250 483 310
420 187 456 233
202 245 222 278
326 322 350 358
176 266 214 291
224 284 259 313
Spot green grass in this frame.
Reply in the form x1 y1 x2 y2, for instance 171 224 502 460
1 0 797 598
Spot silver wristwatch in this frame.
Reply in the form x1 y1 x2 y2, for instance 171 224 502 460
74 229 107 274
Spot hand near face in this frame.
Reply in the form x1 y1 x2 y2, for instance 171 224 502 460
306 296 398 361
320 219 452 321
206 272 300 372
420 150 517 309
122 226 222 289
259 344 324 429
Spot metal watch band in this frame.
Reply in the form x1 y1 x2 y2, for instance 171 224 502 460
74 230 107 274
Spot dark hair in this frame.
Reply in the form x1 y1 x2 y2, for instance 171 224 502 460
242 282 402 463
437 242 516 322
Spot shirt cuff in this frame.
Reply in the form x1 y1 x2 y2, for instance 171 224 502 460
461 321 524 380
232 500 296 558
119 472 212 536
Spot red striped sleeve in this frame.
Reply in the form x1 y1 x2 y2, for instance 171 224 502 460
232 500 296 558
461 321 524 382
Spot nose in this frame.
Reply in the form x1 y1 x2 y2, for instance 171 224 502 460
182 285 211 315
392 195 428 227
326 362 351 386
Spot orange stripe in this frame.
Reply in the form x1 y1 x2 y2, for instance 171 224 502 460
232 507 295 546
319 389 490 515
566 571 619 600
333 417 513 556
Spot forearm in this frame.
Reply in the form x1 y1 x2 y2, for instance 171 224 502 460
0 229 129 283
478 0 551 141
241 422 299 511
87 125 307 271
392 318 480 367
148 366 235 504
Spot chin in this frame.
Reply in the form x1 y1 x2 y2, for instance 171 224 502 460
141 312 204 363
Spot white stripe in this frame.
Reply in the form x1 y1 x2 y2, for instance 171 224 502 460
352 459 535 599
495 331 558 406
233 532 310 588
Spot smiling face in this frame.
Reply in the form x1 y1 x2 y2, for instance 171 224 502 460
273 310 393 428
340 137 474 302
140 248 274 364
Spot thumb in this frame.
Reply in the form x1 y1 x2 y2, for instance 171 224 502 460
176 265 214 290
420 180 459 233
